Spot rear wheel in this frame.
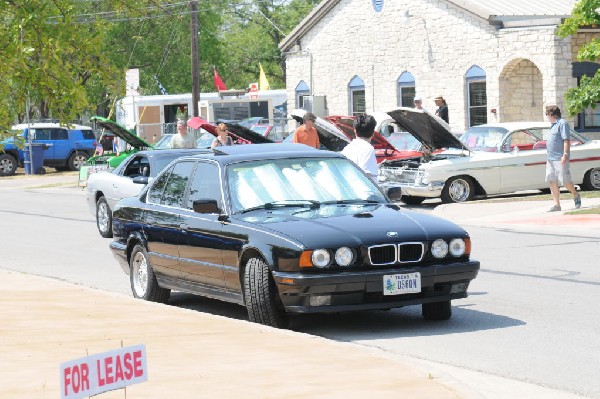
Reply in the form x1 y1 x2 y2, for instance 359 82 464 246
0 153 18 176
581 168 600 191
244 257 289 328
96 196 113 238
130 244 170 303
68 151 89 171
422 300 452 320
441 176 475 203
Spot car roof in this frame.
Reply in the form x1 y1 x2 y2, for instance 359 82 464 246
469 121 551 131
132 148 212 160
175 143 343 165
12 122 92 130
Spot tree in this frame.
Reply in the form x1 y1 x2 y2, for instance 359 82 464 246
558 0 600 116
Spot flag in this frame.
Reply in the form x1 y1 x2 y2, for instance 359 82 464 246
213 67 227 91
154 75 168 95
259 63 270 91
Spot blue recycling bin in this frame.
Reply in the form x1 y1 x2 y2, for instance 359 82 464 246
23 143 48 175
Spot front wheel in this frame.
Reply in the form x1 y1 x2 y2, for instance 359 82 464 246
422 300 452 320
0 153 18 176
96 196 113 238
130 244 170 303
581 168 600 191
402 195 425 205
244 257 288 328
441 176 475 203
68 151 89 171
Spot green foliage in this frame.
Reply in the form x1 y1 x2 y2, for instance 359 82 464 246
558 0 600 116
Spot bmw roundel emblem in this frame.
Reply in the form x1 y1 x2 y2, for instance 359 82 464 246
387 231 398 237
372 0 384 12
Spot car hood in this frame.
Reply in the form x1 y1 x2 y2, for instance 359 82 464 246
227 123 274 144
324 115 400 154
385 108 468 152
291 109 350 152
235 204 466 248
91 116 151 150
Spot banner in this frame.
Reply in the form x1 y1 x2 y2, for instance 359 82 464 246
259 63 270 91
213 67 227 91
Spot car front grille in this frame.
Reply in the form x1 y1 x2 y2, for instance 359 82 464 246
368 242 424 266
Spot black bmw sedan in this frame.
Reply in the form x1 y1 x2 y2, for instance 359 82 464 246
110 143 479 328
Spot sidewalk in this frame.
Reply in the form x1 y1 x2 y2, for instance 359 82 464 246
0 270 464 399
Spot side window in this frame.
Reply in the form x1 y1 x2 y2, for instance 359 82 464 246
81 130 96 140
123 156 149 177
147 164 174 204
187 162 222 210
51 129 69 140
160 161 195 207
32 129 50 140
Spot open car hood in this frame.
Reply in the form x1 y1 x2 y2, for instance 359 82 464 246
324 115 400 153
385 108 467 151
226 123 274 144
91 116 151 150
290 109 350 151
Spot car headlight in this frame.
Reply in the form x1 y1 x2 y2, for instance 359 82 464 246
335 247 354 266
311 249 331 268
431 239 449 258
449 238 466 256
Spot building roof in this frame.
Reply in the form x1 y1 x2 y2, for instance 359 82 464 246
280 0 577 51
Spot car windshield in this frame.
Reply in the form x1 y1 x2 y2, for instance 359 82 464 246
197 132 214 148
386 132 422 151
460 126 508 151
153 134 173 149
227 157 386 213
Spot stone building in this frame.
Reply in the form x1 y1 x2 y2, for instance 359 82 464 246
279 0 600 133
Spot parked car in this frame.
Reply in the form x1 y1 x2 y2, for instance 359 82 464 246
1 122 97 175
288 109 351 151
249 123 280 141
377 109 600 204
86 148 210 237
109 143 480 328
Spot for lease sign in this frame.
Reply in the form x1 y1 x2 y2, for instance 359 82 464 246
60 344 148 399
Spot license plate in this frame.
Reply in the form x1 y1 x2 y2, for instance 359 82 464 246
383 272 421 295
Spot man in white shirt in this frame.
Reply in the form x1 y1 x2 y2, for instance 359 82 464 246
169 118 196 149
341 114 378 182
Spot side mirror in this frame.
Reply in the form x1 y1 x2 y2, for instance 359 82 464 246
193 199 220 214
132 176 149 185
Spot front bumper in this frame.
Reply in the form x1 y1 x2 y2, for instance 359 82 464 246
272 260 479 313
380 182 443 198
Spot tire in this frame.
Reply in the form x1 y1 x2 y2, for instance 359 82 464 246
244 257 289 328
130 244 170 303
96 196 113 238
402 195 425 205
422 300 452 321
581 168 600 191
441 176 475 203
0 153 18 177
68 151 89 171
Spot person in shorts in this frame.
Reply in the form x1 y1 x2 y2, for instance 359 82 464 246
545 105 581 212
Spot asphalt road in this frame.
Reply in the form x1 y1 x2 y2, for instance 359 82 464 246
1 175 598 398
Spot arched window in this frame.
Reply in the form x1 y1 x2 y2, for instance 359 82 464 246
397 72 415 107
348 75 365 116
466 65 487 127
295 80 310 110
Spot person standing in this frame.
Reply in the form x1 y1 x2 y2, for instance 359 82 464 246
211 122 234 148
292 112 320 149
545 105 581 212
169 118 196 149
413 96 426 111
340 113 378 182
434 95 449 123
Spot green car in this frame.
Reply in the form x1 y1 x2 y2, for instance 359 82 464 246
79 117 152 187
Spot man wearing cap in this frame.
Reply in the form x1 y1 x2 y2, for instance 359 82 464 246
413 96 426 111
169 118 196 149
434 95 449 123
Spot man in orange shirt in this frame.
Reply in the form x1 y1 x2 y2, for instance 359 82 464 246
292 112 320 148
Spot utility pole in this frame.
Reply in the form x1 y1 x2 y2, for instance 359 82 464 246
190 0 200 117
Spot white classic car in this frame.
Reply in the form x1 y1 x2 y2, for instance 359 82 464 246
377 108 600 204
86 148 210 237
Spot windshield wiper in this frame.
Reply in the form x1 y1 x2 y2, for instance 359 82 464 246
320 199 381 205
238 199 321 214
